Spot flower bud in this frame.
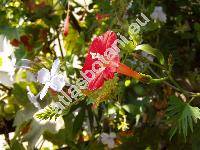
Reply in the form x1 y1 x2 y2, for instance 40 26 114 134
64 13 70 36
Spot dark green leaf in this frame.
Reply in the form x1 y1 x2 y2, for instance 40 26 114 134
135 44 165 64
73 107 85 138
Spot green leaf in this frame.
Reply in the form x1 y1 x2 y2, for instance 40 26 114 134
10 139 26 150
14 46 28 64
13 104 60 149
87 105 94 132
122 104 140 115
0 26 19 39
13 104 37 127
167 96 200 141
86 97 95 105
43 114 78 149
73 107 85 138
35 106 59 120
135 44 165 64
23 119 58 149
12 82 29 106
43 129 78 149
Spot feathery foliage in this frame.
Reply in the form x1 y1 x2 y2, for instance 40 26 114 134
167 96 200 141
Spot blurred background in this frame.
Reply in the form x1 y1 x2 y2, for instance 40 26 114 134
0 0 199 149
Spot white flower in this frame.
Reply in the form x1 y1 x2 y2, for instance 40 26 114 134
141 51 154 62
72 55 82 69
0 72 14 87
66 55 82 69
26 71 37 82
0 36 16 87
100 132 117 149
26 86 41 109
74 0 92 11
150 6 167 23
127 0 133 10
37 58 65 100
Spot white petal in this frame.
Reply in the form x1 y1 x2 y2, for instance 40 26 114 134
51 58 60 77
107 139 115 149
50 74 65 92
73 55 82 69
26 86 41 109
37 68 50 84
101 138 108 145
101 133 109 144
101 133 109 138
55 116 65 131
159 13 167 23
151 6 167 23
155 6 162 12
150 12 158 20
0 72 14 87
40 83 50 100
110 132 116 138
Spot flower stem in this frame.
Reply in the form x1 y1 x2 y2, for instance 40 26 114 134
117 63 142 80
57 30 64 59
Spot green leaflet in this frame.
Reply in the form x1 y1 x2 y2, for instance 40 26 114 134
43 114 78 149
12 82 29 106
135 44 165 65
122 104 140 115
10 139 26 150
167 96 200 141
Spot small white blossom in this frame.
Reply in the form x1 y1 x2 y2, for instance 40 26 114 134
0 36 16 87
141 51 154 62
100 132 117 149
72 55 82 69
150 6 167 23
37 58 65 100
66 55 82 69
26 86 41 109
127 0 133 10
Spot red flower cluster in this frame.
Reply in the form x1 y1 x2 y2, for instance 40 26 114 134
81 31 142 91
96 13 110 21
25 0 46 13
10 35 33 51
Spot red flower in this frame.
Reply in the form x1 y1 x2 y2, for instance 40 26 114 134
81 31 142 90
63 13 70 36
20 35 33 51
10 39 21 47
96 13 110 21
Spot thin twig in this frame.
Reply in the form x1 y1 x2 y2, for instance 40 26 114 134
38 139 45 150
57 30 64 58
148 66 194 97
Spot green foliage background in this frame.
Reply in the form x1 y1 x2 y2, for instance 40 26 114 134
0 0 199 149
